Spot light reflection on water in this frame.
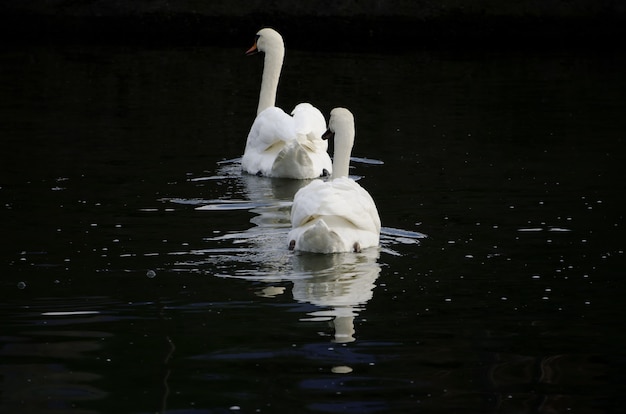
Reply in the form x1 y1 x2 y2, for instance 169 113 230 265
160 158 424 281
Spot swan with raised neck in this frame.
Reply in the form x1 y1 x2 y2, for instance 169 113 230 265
242 28 332 179
288 107 381 253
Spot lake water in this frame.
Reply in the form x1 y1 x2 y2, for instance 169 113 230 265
1 43 625 413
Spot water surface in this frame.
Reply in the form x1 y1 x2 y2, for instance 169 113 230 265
1 45 625 413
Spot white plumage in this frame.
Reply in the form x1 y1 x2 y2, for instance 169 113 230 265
242 28 332 179
288 108 381 253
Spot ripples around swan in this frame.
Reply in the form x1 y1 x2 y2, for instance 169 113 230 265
163 157 425 275
156 158 425 343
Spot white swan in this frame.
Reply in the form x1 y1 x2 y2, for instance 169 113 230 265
242 28 332 179
288 108 381 253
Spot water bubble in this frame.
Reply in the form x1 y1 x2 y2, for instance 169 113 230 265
17 281 27 289
146 270 156 278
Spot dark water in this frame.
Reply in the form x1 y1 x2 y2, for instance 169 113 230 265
1 43 625 413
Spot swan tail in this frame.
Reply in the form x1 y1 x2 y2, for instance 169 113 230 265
290 220 343 253
271 142 316 179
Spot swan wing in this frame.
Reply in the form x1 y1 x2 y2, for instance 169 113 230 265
290 103 333 176
291 103 327 142
242 107 297 175
246 107 296 151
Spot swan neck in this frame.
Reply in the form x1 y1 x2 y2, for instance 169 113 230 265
257 48 284 115
331 130 355 179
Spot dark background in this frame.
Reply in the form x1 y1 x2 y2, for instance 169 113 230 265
1 0 625 50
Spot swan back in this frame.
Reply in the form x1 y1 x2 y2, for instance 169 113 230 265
288 177 381 253
242 105 331 179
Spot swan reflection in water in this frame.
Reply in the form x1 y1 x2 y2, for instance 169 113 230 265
190 160 310 269
259 248 381 344
196 167 311 267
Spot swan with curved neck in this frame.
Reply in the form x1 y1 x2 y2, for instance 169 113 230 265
242 28 332 179
288 108 381 253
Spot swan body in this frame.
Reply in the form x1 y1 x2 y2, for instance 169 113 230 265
242 28 332 179
288 108 381 253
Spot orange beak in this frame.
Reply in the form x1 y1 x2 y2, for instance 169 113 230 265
245 43 258 56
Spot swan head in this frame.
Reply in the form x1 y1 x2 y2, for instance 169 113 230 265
323 107 355 144
246 28 285 56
